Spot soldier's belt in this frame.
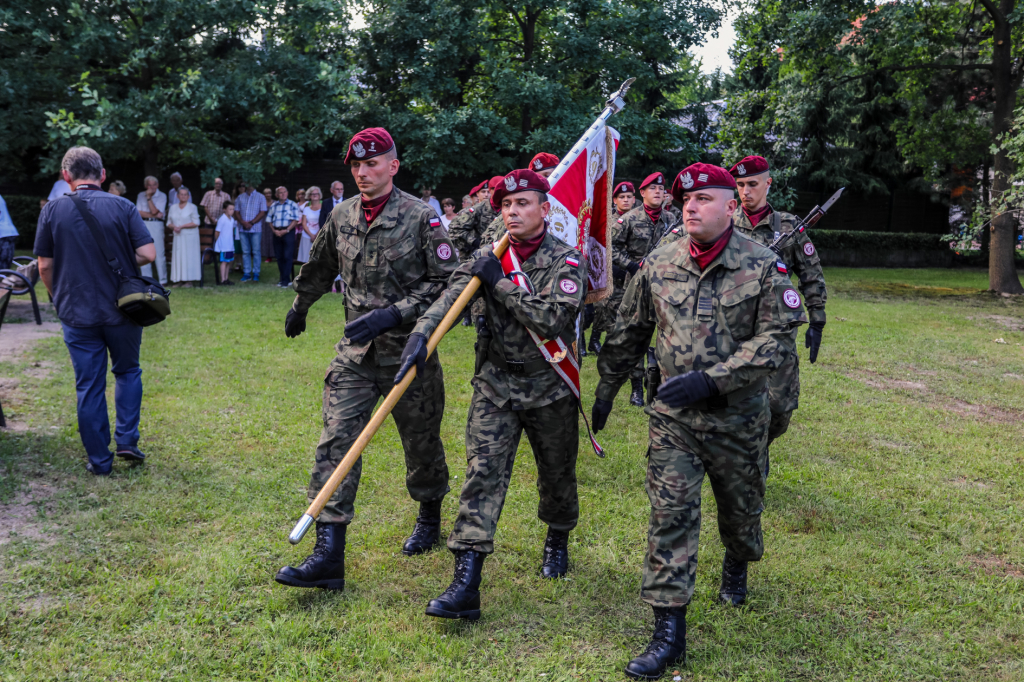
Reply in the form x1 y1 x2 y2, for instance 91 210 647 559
689 377 767 411
487 351 552 376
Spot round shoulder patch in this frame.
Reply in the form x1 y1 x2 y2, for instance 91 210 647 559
783 289 801 309
803 242 815 256
437 243 452 260
559 279 579 294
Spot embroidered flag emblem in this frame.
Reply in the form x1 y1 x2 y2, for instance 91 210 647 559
429 217 441 228
776 261 788 274
566 255 580 267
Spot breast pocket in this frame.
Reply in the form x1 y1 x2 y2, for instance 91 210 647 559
652 270 691 327
718 279 762 342
381 235 424 286
336 234 361 283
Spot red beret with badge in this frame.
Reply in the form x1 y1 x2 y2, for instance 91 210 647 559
490 169 551 211
529 152 560 172
488 175 505 191
613 181 635 196
670 162 737 202
344 127 396 164
729 155 770 178
638 172 666 191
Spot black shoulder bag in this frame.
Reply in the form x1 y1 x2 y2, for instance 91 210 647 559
70 193 171 326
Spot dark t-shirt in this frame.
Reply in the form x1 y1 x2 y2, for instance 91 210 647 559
34 188 154 327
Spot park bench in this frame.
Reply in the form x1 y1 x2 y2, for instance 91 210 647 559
0 257 42 427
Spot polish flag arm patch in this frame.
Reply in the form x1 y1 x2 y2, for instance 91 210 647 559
776 261 788 274
429 217 441 229
565 255 580 267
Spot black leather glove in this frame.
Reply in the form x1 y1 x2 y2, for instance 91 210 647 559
345 305 402 344
625 261 640 275
394 332 429 384
805 321 825 363
591 398 614 432
658 371 719 409
470 253 506 290
285 309 307 338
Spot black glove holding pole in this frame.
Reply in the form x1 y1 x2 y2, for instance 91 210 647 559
285 309 307 338
591 398 613 432
658 371 719 409
394 332 429 384
469 253 506 290
345 305 403 344
805 321 825 363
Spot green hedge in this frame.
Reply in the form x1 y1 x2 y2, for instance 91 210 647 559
810 229 950 252
3 194 44 249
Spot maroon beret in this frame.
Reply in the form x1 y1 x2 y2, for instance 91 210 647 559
613 181 635 196
671 163 737 202
488 175 505 191
529 152 560 172
490 169 551 211
729 155 770 178
344 127 395 164
638 172 666 191
469 181 484 196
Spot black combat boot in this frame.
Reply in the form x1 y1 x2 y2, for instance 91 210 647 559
624 605 687 680
540 528 569 578
402 498 443 556
425 550 485 620
588 333 602 356
629 376 645 407
275 522 346 590
719 552 749 606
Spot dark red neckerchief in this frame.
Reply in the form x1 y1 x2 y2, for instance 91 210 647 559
509 226 546 262
75 184 103 192
743 203 771 227
643 203 662 224
616 208 629 216
361 190 392 225
689 226 733 271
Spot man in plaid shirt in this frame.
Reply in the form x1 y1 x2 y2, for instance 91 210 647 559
235 181 267 282
267 186 301 288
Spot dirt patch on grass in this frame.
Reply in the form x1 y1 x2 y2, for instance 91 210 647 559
949 476 993 490
985 315 1024 332
0 481 59 547
847 370 1024 424
965 555 1024 579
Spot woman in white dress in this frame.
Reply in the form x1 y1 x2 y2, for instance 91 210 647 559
297 185 322 263
168 187 201 286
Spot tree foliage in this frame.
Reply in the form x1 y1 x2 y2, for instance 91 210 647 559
1 0 356 185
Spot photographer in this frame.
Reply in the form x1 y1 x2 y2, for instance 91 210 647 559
34 146 156 476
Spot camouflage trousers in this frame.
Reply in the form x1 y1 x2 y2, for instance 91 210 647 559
642 411 768 607
447 391 580 554
591 283 623 336
767 327 799 445
308 352 449 525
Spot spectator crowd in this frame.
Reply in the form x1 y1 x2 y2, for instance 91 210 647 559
0 172 460 286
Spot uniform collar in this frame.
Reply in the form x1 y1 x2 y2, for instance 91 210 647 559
678 221 744 276
734 202 775 230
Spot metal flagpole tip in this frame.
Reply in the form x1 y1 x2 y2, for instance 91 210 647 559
289 514 315 544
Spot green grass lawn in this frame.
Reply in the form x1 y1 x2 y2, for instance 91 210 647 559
1 267 1023 681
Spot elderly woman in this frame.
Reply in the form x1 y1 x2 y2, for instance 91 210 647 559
168 187 201 287
298 186 322 263
107 180 127 196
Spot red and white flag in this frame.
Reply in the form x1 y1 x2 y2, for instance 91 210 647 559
546 126 619 304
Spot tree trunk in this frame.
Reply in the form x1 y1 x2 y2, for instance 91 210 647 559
988 0 1024 293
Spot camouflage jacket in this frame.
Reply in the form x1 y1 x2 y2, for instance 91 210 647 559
447 199 496 263
611 204 677 276
480 214 507 246
596 230 807 431
733 205 827 324
414 230 587 410
292 187 459 366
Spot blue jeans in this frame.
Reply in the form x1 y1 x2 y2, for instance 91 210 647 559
273 230 295 285
62 324 144 473
239 231 261 278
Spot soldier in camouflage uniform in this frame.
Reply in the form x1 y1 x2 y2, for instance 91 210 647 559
592 163 806 679
477 153 559 247
605 172 678 408
276 128 459 592
729 156 827 463
583 181 637 358
395 169 587 621
448 176 502 327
